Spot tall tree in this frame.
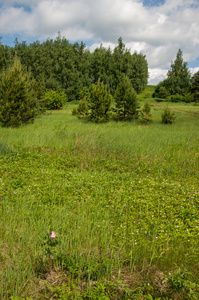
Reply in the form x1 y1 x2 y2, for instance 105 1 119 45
153 49 191 99
167 49 191 95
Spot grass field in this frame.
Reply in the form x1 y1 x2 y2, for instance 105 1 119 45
0 88 199 299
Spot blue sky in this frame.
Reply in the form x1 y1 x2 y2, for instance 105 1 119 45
0 0 199 84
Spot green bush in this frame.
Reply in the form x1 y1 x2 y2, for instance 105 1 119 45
159 86 169 99
0 57 39 127
161 107 176 124
42 90 68 110
139 102 152 124
75 97 89 120
170 93 184 103
183 93 194 103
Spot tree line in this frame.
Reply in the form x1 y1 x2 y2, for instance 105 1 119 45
0 35 148 101
0 35 148 127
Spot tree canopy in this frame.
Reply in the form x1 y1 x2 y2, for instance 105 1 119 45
0 35 149 101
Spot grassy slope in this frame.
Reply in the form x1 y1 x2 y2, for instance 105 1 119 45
0 89 199 299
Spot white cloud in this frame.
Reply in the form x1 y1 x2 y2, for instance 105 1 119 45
0 0 199 84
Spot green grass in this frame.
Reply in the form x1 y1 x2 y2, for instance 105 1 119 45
0 96 199 299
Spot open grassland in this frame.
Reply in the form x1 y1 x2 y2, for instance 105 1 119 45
0 94 199 299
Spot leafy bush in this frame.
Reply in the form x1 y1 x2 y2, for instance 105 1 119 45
42 90 68 110
114 75 139 121
161 107 176 124
159 86 169 99
183 93 194 103
0 57 39 127
170 93 184 103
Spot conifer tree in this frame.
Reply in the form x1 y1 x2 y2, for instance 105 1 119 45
0 57 38 127
167 49 191 95
87 79 112 123
153 49 191 99
114 75 138 121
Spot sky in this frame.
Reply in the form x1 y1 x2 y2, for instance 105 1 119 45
0 0 199 85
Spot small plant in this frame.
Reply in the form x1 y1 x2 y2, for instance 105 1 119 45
161 107 176 124
42 90 68 110
75 97 89 120
139 101 152 124
40 230 59 258
167 268 199 299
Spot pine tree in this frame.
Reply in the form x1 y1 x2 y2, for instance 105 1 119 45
87 79 112 123
114 75 138 121
153 49 191 99
0 57 39 127
167 49 191 95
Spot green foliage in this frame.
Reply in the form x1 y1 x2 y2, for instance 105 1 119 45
114 75 139 120
170 93 194 103
191 71 199 101
75 98 89 120
193 91 199 102
78 79 112 123
166 268 199 299
153 49 191 100
159 86 169 99
90 37 148 94
183 92 194 103
170 93 184 102
161 107 176 124
167 49 191 95
0 35 149 100
0 57 39 127
42 90 68 110
139 101 152 124
129 51 149 93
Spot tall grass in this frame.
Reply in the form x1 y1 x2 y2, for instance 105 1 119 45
0 101 199 299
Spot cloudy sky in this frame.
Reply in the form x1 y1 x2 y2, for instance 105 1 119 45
0 0 199 84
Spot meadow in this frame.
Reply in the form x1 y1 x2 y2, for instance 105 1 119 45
0 88 199 299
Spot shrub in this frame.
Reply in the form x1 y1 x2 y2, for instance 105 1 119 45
161 107 176 124
170 93 184 102
159 86 169 99
75 98 89 120
139 102 152 124
42 90 68 110
0 57 39 127
183 93 194 103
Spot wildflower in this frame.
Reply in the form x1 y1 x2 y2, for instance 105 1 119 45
50 231 56 238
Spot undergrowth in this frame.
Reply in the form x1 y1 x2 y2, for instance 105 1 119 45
0 100 199 299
